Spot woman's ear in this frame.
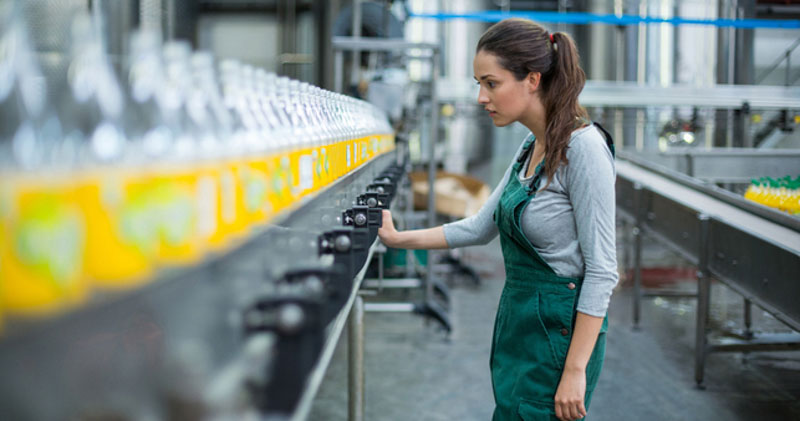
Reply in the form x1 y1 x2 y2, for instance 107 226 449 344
527 72 541 92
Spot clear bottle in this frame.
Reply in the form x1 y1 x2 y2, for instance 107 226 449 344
217 59 251 238
151 40 205 265
1 7 89 315
192 50 241 248
78 28 164 288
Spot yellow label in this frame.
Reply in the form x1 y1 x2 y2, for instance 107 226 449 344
243 158 272 228
151 167 204 266
227 161 252 241
360 137 369 164
195 164 226 251
312 146 325 191
288 148 307 200
77 169 156 288
0 175 89 315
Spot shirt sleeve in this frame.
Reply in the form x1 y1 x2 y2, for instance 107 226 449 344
566 129 619 317
442 135 530 248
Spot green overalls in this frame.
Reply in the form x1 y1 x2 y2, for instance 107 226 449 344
490 123 614 421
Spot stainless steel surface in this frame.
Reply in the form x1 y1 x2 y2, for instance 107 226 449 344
618 150 800 232
334 50 344 93
617 154 800 386
438 79 800 109
363 303 416 312
331 36 439 52
440 0 490 172
347 295 364 421
363 278 423 289
616 157 800 330
426 50 440 309
350 0 362 88
291 237 381 421
580 80 800 109
651 148 800 183
694 214 711 387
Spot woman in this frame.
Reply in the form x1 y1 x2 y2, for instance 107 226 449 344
378 18 618 421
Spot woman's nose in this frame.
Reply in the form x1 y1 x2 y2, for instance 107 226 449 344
477 89 489 105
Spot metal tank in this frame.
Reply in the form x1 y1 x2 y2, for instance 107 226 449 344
440 0 492 173
575 0 726 151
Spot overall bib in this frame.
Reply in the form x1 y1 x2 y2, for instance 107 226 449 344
490 123 614 421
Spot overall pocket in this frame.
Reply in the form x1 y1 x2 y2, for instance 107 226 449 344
536 290 578 370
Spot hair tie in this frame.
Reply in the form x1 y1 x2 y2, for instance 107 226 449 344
549 33 558 52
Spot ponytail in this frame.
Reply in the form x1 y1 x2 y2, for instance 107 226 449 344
540 31 588 189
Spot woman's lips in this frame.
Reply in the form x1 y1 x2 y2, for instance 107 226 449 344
488 110 497 117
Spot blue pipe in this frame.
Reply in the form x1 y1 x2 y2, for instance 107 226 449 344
408 11 800 30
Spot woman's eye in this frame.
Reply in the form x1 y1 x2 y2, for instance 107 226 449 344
487 81 495 88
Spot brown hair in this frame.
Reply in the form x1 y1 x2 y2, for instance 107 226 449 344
476 18 588 187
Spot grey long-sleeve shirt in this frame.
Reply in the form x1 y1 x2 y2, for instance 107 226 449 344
443 125 618 317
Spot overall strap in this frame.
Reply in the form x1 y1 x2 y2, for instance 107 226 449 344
592 121 616 158
515 136 535 165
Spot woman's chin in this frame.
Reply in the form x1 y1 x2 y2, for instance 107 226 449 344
491 118 511 127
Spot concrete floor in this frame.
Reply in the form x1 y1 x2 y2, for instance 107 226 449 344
308 236 800 420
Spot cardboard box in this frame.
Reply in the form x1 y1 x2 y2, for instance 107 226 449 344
409 171 491 218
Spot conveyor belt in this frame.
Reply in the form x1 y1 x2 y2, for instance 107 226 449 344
0 150 404 420
616 155 800 386
616 157 800 332
617 160 800 254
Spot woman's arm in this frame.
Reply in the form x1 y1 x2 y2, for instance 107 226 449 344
378 210 449 249
555 128 619 421
554 312 604 421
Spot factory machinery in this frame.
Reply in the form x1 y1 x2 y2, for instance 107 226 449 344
0 7 410 420
613 149 800 389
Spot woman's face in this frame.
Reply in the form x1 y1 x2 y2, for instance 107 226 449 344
473 50 537 127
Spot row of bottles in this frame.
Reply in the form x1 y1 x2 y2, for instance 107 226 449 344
0 7 394 327
744 176 800 215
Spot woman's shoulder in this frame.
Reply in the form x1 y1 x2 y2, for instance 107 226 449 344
567 124 612 160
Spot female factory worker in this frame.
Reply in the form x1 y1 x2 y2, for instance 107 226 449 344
378 18 618 421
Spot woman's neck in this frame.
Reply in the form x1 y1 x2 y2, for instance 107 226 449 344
520 98 547 143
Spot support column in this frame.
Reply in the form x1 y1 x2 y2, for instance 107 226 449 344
632 183 644 330
348 295 365 421
694 214 711 389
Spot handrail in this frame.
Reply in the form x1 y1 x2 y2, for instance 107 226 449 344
756 36 800 85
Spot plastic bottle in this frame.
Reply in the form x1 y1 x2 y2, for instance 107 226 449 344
150 40 205 265
74 23 157 289
192 50 239 251
0 8 89 315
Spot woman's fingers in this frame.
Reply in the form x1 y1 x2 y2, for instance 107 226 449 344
377 209 396 246
381 209 394 231
577 402 587 419
555 398 586 420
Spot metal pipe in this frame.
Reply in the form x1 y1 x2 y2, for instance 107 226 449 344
350 0 362 89
786 50 792 87
425 50 440 307
348 295 365 421
744 298 753 339
694 214 711 389
632 183 644 329
335 50 344 93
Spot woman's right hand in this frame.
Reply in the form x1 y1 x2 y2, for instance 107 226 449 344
378 209 400 248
